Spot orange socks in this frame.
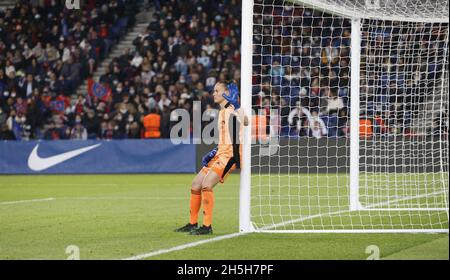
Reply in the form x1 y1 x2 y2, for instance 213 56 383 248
189 188 215 227
201 189 215 227
189 189 202 225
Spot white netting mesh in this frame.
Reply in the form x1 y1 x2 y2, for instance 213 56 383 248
250 0 449 231
359 20 449 215
300 0 449 21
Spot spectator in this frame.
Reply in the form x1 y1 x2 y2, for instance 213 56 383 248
0 124 16 140
288 101 308 136
19 74 36 98
43 121 60 140
158 94 171 111
0 0 137 140
83 109 100 139
143 108 161 138
306 110 327 139
127 121 141 139
326 89 344 115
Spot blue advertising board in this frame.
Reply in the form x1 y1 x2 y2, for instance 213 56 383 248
0 140 196 174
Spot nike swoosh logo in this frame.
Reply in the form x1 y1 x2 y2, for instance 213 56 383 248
28 143 101 171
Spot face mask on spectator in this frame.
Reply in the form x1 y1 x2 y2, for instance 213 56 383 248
128 115 134 123
3 91 9 97
120 107 127 114
116 87 123 93
11 92 16 98
129 88 135 95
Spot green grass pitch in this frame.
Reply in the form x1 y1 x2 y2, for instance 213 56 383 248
0 174 448 260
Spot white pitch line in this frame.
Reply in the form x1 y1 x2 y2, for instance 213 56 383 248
363 190 447 209
122 232 245 260
122 189 449 260
0 197 55 205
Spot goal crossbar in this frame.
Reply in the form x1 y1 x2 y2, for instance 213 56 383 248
291 0 449 22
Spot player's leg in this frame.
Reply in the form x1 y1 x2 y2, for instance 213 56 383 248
191 159 236 235
189 170 220 235
174 170 206 232
189 170 206 225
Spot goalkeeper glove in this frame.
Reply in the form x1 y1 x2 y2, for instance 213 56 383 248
223 82 240 110
202 147 218 167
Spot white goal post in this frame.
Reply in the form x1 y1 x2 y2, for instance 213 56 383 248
240 0 449 233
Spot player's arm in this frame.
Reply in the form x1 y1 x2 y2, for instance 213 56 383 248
223 83 249 126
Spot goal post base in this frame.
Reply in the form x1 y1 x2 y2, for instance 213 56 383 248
239 223 255 233
349 201 364 211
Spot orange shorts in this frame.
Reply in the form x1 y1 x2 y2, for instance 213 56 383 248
201 154 237 183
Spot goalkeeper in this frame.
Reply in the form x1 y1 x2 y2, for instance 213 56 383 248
175 81 248 235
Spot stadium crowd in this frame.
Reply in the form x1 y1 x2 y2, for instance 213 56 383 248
252 2 351 138
88 0 242 139
253 0 447 138
0 0 138 140
0 0 447 141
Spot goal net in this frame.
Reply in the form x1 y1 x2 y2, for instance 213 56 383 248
241 0 449 232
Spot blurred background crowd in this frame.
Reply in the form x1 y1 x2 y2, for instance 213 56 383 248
0 0 447 140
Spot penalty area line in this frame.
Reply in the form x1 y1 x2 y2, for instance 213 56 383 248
0 197 55 205
122 232 246 260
